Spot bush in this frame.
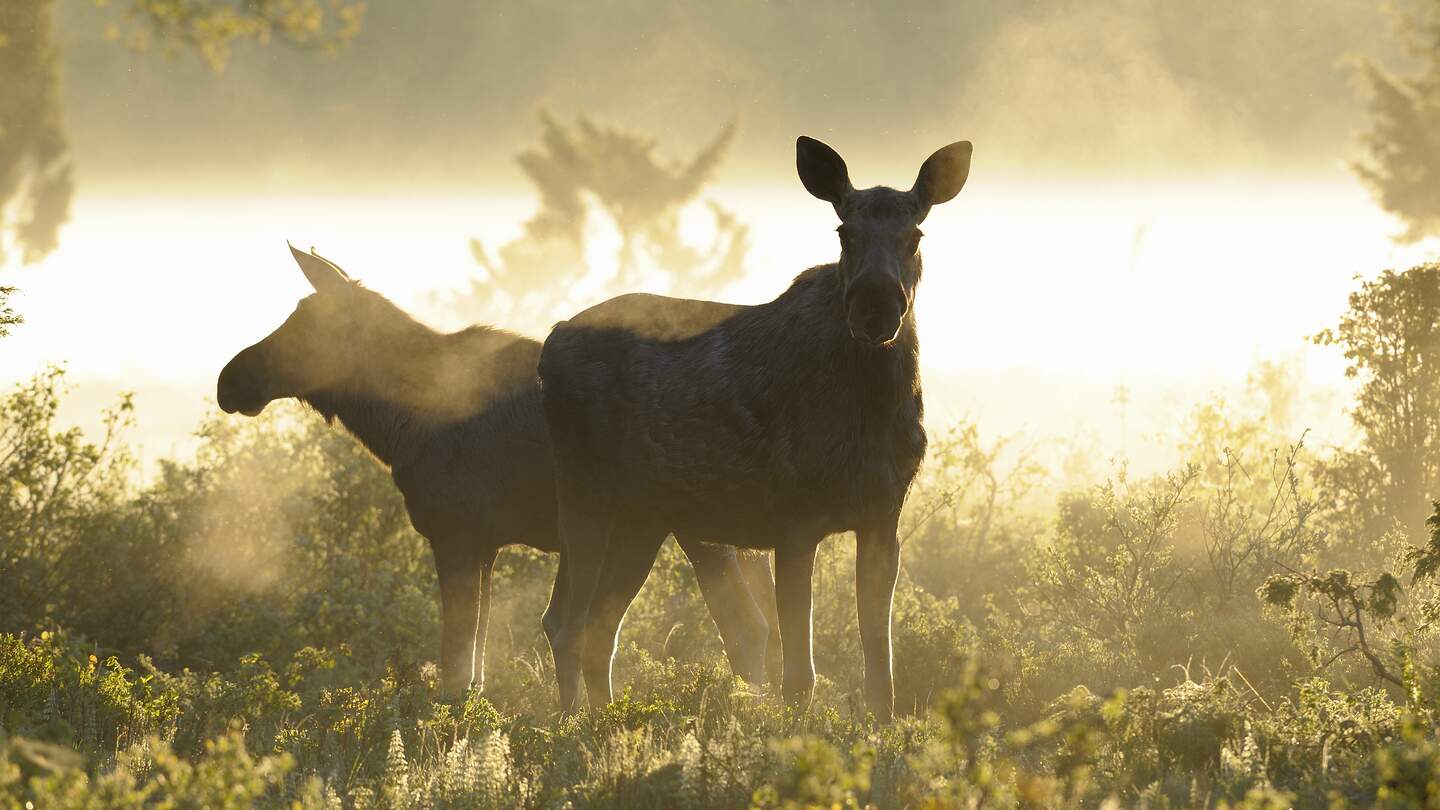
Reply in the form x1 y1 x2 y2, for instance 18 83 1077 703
2 356 1439 806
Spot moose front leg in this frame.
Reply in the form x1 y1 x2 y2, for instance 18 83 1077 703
774 542 817 709
855 517 901 722
435 545 495 699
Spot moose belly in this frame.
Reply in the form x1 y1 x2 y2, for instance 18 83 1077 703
658 485 845 548
632 426 921 545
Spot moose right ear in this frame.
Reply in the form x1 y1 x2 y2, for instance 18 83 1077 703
911 141 973 211
288 242 351 294
796 136 853 207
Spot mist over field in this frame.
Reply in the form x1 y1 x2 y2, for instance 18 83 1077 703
8 1 1440 807
3 0 1428 475
49 0 1403 186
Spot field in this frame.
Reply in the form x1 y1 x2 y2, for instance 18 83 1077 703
6 262 1440 808
9 2 1440 807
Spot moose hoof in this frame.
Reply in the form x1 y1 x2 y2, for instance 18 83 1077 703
781 677 816 710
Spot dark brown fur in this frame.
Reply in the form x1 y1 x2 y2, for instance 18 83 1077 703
538 137 972 719
217 246 779 697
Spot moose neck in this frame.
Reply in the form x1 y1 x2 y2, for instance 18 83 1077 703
303 388 421 471
787 263 922 411
298 317 470 472
845 316 922 418
298 322 534 473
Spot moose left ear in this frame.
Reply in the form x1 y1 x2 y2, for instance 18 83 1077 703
796 136 854 207
911 141 973 212
288 241 352 294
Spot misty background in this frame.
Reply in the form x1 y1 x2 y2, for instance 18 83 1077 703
51 0 1406 186
3 0 1433 476
16 3 1440 804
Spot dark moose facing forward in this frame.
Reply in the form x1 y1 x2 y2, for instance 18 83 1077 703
539 135 973 720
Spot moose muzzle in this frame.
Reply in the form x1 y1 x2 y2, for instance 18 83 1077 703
845 274 909 346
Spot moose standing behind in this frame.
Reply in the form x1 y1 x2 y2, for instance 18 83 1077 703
539 136 972 720
216 246 779 698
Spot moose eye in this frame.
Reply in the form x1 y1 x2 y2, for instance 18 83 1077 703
905 230 923 254
836 226 851 248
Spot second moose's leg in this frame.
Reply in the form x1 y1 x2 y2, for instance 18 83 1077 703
434 543 497 698
856 515 902 722
474 554 495 692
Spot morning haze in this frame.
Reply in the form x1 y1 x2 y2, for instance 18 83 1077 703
7 2 1440 805
55 0 1399 190
12 0 1420 475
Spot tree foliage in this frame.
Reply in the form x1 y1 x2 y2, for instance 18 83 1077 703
100 0 366 72
0 0 72 268
1313 263 1440 542
0 287 18 337
0 0 364 270
1355 0 1440 241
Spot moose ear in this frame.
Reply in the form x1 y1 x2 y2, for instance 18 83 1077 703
288 241 352 293
911 141 973 211
796 136 853 207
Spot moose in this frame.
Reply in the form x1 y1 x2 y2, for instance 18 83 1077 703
216 245 780 698
538 136 972 720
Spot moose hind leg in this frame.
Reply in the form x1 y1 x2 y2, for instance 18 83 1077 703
551 471 617 714
581 530 666 708
542 552 567 652
736 550 783 690
676 536 770 688
473 555 495 692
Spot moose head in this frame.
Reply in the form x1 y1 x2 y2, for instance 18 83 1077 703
216 244 369 417
796 136 972 346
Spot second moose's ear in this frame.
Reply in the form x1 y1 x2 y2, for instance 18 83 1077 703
288 242 352 294
911 141 973 213
796 136 853 208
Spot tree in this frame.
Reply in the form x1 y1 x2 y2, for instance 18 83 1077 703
1313 264 1440 543
0 0 363 268
0 367 135 635
1258 500 1440 694
0 0 71 268
454 111 749 331
1354 1 1440 241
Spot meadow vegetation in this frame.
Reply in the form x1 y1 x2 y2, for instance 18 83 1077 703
4 265 1440 807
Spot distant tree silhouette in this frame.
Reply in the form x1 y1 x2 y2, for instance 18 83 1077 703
1355 1 1440 241
0 0 363 268
1313 263 1440 543
0 0 70 268
455 112 749 329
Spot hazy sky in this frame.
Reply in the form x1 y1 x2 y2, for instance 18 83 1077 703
57 0 1403 191
6 0 1432 477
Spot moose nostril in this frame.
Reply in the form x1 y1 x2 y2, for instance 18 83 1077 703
858 314 896 344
